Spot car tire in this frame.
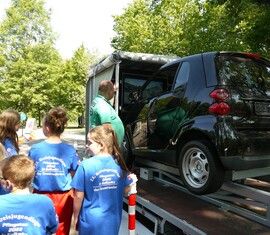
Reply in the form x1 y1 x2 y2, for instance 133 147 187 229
121 134 134 169
179 139 225 195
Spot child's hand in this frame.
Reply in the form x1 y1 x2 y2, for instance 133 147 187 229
129 173 138 185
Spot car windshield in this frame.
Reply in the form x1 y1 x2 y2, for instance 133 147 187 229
216 54 270 97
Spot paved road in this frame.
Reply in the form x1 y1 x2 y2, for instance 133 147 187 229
19 127 86 158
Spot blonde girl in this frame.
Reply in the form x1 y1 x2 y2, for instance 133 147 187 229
71 125 137 235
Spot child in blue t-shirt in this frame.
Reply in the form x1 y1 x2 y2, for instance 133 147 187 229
0 109 21 157
29 107 79 235
71 125 137 235
0 155 58 235
0 109 21 195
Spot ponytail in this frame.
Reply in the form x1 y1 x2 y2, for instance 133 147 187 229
111 130 129 175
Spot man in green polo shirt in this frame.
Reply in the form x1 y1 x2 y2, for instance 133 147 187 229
90 80 124 147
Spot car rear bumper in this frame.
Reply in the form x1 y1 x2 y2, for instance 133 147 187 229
220 155 270 171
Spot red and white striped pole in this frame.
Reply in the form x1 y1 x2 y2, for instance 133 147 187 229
128 193 136 235
128 174 137 235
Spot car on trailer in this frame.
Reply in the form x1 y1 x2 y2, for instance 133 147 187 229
87 51 270 195
123 51 270 195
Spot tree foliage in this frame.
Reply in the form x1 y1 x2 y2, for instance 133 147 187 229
0 0 55 61
52 45 97 118
0 0 59 118
0 0 101 124
112 0 270 58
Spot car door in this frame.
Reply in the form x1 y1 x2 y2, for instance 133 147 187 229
147 62 190 149
130 62 180 149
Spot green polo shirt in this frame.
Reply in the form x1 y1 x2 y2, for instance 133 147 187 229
90 94 124 146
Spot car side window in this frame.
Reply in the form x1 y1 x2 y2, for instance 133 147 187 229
142 80 164 99
142 63 180 99
173 62 190 90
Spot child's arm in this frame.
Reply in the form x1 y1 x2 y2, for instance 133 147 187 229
124 185 133 194
124 173 138 195
73 189 84 231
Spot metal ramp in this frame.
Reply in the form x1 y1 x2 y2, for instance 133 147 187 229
208 179 270 227
134 159 270 229
123 195 206 235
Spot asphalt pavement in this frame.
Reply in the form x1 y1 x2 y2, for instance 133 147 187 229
19 127 86 158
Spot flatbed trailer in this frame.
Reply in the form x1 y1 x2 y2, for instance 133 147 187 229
124 161 270 234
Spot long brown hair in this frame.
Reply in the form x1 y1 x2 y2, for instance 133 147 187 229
0 143 6 162
0 109 20 152
43 107 68 136
88 125 128 175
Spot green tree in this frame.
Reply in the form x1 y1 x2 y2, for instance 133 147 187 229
112 0 153 53
200 0 266 54
52 45 101 125
241 1 270 56
0 0 60 121
112 0 270 58
111 0 212 56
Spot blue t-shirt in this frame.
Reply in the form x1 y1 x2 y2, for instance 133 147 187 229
0 139 16 195
71 156 133 235
0 193 58 234
29 141 79 191
3 137 18 157
0 186 7 195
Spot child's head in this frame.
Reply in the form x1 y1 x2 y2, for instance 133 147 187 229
0 109 20 133
1 155 35 190
0 109 20 152
87 125 128 173
87 125 115 155
43 107 68 136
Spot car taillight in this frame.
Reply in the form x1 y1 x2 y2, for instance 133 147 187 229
209 89 229 100
209 102 230 115
209 89 230 115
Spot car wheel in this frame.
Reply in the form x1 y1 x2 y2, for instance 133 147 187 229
121 134 134 169
179 139 225 195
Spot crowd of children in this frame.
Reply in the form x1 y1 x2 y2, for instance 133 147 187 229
0 106 137 235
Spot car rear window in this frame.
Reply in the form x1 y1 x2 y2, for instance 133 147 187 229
215 53 270 97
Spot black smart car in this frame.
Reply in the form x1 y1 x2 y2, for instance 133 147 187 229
122 51 270 195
